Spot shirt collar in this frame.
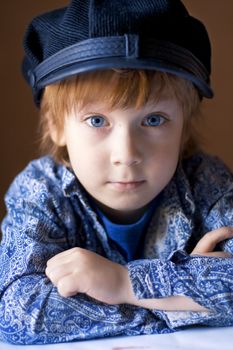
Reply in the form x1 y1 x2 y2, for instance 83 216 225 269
60 164 100 221
61 165 80 197
170 160 196 217
151 160 196 255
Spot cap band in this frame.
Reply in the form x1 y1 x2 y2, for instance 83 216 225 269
29 34 212 97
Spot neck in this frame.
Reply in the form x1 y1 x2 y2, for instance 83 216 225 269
92 200 148 225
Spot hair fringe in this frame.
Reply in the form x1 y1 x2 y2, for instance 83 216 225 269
39 70 202 165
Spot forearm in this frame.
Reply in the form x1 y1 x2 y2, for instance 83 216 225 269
122 265 208 311
127 252 233 315
123 253 233 330
130 295 208 312
0 275 169 345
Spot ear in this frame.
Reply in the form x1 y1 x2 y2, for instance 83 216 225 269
48 119 66 146
50 129 66 146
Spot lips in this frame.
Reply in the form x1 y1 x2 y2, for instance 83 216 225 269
107 180 145 191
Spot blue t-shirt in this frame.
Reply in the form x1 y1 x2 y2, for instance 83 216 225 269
95 200 158 262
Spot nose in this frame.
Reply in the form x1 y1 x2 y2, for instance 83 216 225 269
110 125 142 167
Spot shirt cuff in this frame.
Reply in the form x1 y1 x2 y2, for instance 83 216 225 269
126 251 186 300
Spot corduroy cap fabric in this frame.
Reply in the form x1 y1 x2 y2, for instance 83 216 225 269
22 0 213 106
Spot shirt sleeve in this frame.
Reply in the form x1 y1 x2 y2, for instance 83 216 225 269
127 188 233 329
0 165 169 345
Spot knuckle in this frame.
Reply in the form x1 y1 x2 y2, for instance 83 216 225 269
71 247 86 258
57 280 70 297
71 247 81 254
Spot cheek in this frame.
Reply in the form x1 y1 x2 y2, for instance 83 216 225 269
153 125 183 156
66 136 107 180
166 121 184 153
147 126 183 175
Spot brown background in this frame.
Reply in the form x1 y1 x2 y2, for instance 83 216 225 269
1 0 233 222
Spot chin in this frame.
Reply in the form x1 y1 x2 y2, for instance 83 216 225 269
106 200 150 212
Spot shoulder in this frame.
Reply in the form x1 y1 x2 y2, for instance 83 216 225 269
3 156 82 236
5 156 71 207
181 152 233 201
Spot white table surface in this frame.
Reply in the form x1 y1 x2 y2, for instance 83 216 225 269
0 327 232 350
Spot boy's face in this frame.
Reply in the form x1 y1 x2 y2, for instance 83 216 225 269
58 97 184 223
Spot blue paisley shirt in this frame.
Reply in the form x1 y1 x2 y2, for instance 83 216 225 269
0 152 233 345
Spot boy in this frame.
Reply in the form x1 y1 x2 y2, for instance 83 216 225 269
1 0 233 345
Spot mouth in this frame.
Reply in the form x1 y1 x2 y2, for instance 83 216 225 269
107 180 146 191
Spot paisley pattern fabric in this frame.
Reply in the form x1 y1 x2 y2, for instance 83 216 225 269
0 152 233 345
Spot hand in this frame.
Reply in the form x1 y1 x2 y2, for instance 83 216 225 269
191 226 233 257
45 247 132 304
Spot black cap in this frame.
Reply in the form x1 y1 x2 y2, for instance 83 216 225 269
22 0 213 106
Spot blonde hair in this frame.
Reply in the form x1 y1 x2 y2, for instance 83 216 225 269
39 69 202 164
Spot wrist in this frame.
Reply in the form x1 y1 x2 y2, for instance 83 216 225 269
119 266 139 305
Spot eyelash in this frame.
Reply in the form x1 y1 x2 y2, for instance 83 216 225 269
84 113 168 129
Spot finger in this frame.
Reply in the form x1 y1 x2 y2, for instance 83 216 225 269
47 247 83 267
191 226 233 255
57 275 80 298
45 263 71 286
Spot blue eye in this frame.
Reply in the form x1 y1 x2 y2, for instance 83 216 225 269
143 114 167 127
87 116 106 128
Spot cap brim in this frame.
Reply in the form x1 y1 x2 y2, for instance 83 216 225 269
37 57 213 98
26 35 213 105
